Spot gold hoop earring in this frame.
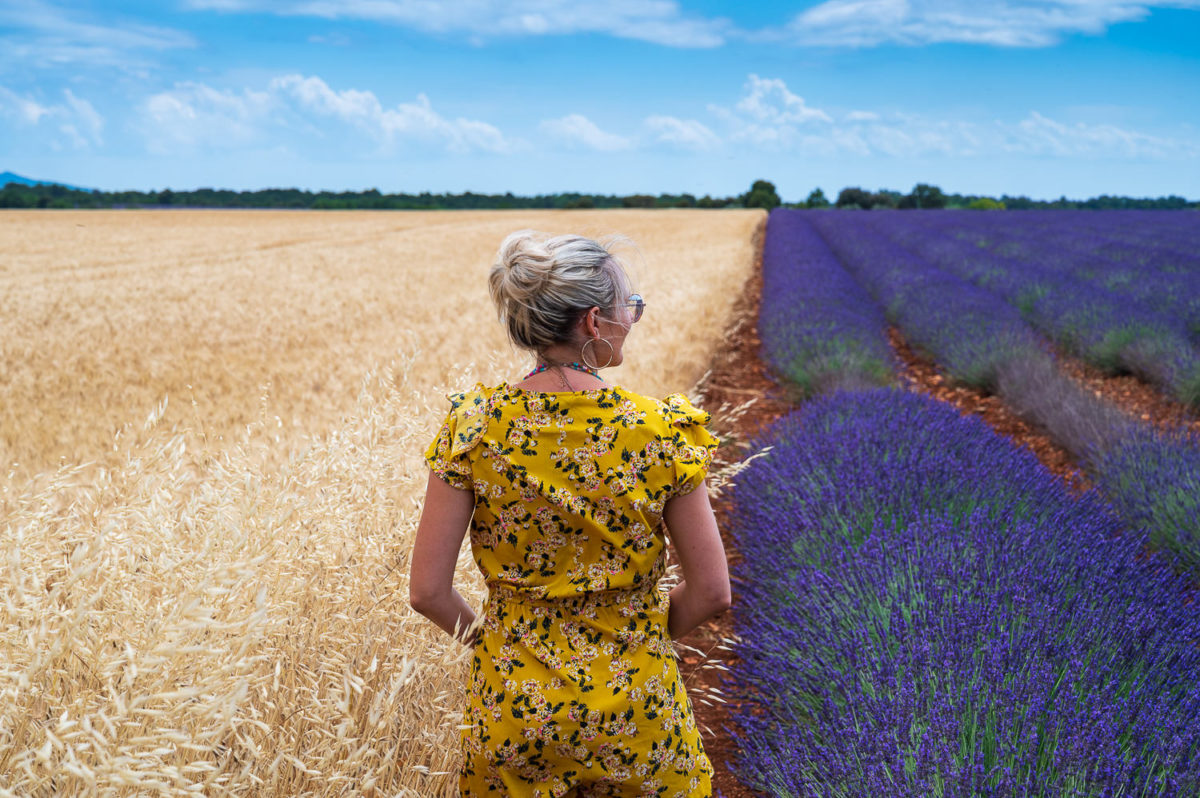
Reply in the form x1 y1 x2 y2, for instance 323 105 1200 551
581 337 615 370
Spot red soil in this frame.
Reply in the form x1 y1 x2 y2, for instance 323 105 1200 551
1052 349 1200 435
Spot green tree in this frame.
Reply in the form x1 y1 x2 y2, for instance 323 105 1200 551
0 187 34 207
836 187 873 209
871 190 900 209
805 188 830 208
899 183 946 209
1001 194 1035 210
743 179 781 210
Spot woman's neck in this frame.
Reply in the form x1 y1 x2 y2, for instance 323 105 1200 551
518 358 605 392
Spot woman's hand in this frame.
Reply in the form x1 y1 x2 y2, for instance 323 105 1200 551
409 471 478 643
662 480 731 639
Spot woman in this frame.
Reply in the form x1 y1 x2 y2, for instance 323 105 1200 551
409 230 731 797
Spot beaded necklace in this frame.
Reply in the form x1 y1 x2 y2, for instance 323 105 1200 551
524 361 600 380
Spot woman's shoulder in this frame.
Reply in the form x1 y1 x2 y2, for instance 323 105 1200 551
632 389 708 420
619 391 719 482
607 388 712 431
444 382 499 409
431 383 499 460
657 392 711 425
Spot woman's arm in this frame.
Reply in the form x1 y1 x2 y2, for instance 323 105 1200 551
408 471 478 643
662 480 731 639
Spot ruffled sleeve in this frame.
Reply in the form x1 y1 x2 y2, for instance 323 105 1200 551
423 384 491 491
661 393 719 497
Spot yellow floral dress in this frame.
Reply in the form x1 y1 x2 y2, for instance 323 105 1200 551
424 382 719 797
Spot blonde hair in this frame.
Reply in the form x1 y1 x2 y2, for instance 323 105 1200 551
488 230 632 354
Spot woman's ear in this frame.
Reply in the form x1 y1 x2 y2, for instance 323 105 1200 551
582 306 601 338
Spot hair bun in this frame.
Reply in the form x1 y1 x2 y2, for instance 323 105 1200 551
496 230 555 300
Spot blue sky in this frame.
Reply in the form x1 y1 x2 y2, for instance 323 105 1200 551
1 1 1198 200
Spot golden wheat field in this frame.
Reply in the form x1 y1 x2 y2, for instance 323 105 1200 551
0 209 762 796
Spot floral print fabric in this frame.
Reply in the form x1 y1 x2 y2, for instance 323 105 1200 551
424 382 719 796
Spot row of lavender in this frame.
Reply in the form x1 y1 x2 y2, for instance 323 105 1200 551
731 391 1200 795
730 210 1200 794
943 211 1200 345
758 212 894 395
868 211 1200 406
805 211 1200 569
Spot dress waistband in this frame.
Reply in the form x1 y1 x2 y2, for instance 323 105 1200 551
487 582 665 610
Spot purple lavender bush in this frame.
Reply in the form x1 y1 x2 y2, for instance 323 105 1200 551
1092 425 1200 570
759 209 895 396
729 389 1200 796
806 212 1040 390
872 211 1200 407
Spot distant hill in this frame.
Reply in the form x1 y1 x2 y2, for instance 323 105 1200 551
0 171 88 191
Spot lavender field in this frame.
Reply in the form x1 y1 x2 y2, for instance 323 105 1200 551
729 210 1200 796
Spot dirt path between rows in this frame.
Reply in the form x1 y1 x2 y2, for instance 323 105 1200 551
889 328 1200 492
888 328 1093 492
680 219 791 798
1052 348 1200 435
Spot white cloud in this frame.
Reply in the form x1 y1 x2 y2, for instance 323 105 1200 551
62 89 104 146
828 110 1193 159
141 83 274 153
185 0 1200 50
644 115 720 150
735 75 833 125
702 74 1194 161
0 84 103 149
272 74 510 152
858 119 958 156
184 0 731 47
538 113 720 153
707 74 833 149
807 111 1194 159
785 0 1200 48
273 75 378 119
0 0 193 68
140 75 513 155
0 85 51 124
1004 110 1191 158
539 114 633 151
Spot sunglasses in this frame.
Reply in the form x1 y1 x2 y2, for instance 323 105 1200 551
621 294 645 324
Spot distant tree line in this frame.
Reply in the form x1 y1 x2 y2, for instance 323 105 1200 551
0 178 1193 211
0 181 777 211
805 183 1197 211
